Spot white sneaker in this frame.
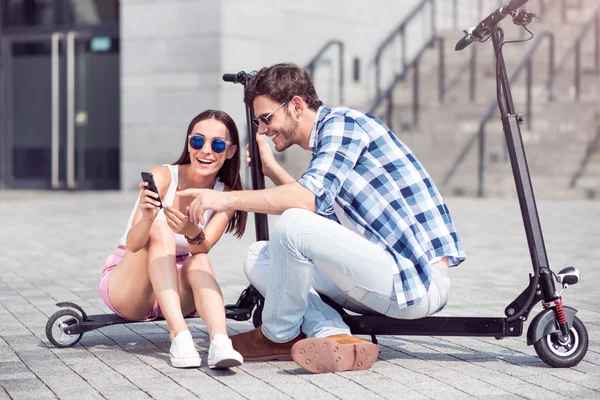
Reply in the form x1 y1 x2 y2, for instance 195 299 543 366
208 334 243 369
169 330 201 368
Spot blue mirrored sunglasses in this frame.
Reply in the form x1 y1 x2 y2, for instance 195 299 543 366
188 135 232 153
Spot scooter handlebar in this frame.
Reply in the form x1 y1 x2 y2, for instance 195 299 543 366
506 0 529 12
454 0 530 51
222 73 239 83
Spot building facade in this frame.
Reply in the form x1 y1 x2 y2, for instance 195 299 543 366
1 0 453 191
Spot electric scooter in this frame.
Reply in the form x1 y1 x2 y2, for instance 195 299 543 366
46 0 589 368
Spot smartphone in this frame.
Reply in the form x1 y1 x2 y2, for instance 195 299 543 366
141 172 163 208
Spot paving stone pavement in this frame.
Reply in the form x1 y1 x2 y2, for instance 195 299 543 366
1 190 599 399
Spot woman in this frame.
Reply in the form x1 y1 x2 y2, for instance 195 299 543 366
99 110 247 369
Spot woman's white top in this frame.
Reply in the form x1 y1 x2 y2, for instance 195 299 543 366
119 164 225 255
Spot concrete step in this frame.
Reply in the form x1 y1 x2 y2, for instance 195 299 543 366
369 0 600 111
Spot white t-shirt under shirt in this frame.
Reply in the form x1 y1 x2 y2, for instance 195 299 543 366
119 164 225 255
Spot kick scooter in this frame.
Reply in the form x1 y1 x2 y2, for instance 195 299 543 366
46 0 588 368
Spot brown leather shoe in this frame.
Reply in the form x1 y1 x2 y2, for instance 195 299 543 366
291 334 379 373
230 326 305 361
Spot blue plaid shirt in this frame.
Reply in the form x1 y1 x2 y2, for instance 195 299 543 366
297 106 466 308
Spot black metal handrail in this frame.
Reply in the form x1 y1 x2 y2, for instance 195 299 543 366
569 122 600 189
369 35 437 124
442 31 556 196
370 0 514 129
559 0 585 23
374 0 436 98
550 6 600 101
305 40 345 105
440 42 480 103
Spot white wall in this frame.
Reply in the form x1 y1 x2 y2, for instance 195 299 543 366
120 0 500 189
120 0 222 189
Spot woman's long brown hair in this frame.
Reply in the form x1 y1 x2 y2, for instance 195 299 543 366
172 110 247 238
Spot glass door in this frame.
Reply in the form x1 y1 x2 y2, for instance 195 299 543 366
1 31 119 189
69 32 120 190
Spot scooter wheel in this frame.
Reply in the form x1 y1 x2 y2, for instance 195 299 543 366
46 309 84 348
534 315 588 368
252 298 264 328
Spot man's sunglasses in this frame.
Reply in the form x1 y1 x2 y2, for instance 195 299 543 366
188 134 232 154
252 101 288 127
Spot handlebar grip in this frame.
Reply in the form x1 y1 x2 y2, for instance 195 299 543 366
455 36 472 51
455 26 476 51
222 73 239 83
506 0 528 11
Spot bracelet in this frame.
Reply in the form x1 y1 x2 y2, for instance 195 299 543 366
185 229 205 246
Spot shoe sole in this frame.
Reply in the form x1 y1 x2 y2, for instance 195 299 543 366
208 357 243 369
170 355 202 368
291 338 379 373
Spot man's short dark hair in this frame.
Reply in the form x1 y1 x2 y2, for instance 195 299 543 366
244 63 323 111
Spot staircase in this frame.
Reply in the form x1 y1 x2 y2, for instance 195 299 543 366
364 0 600 200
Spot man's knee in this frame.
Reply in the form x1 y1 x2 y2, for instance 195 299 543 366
243 241 269 281
271 208 315 243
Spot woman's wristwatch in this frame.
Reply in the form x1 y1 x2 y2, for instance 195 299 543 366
185 229 205 246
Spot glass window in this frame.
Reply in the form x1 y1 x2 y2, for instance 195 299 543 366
2 0 54 27
1 0 119 27
59 0 118 26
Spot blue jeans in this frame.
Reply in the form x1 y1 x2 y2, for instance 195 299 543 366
243 208 450 343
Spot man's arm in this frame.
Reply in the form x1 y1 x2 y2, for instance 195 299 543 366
265 162 296 186
228 181 315 214
178 181 315 225
247 133 296 186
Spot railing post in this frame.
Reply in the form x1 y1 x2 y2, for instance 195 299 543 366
594 13 600 74
470 46 477 103
375 53 381 98
413 60 420 127
438 36 445 103
431 0 437 36
453 0 458 29
575 40 581 101
386 93 394 130
548 33 555 102
338 42 344 105
477 125 485 197
526 60 532 130
401 26 407 70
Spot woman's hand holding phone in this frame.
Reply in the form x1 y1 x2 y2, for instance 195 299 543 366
138 181 162 221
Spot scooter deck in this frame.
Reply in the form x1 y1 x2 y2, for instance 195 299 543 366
62 307 253 335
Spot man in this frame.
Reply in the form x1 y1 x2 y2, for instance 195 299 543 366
178 63 466 374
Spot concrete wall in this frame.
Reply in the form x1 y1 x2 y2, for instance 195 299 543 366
120 0 432 189
120 0 222 189
120 0 500 189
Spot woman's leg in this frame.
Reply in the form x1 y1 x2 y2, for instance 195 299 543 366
178 253 226 339
178 253 243 368
108 220 188 340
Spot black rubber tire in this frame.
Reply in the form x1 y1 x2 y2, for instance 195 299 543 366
533 315 588 368
252 299 264 328
46 309 83 348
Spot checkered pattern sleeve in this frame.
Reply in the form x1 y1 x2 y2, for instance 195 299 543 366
298 115 369 216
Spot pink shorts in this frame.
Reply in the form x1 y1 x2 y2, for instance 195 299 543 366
99 247 191 321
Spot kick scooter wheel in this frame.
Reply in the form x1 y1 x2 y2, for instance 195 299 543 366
46 309 84 348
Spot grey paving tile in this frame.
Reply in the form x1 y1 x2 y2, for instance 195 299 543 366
2 191 600 399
